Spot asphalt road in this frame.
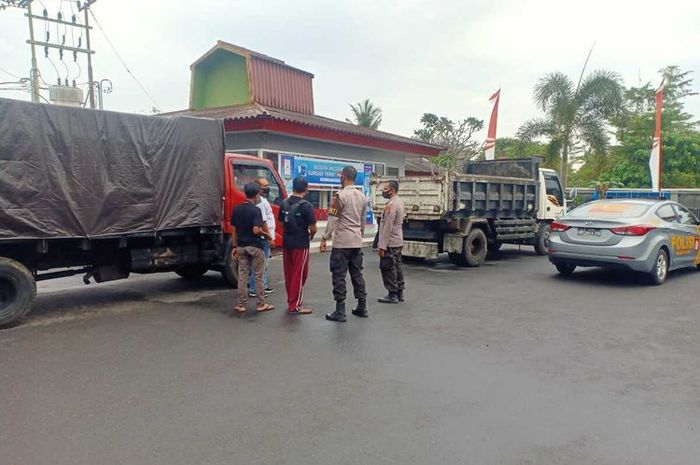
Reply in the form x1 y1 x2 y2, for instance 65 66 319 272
1 246 699 465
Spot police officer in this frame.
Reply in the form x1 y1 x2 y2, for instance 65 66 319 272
320 166 368 322
377 180 405 304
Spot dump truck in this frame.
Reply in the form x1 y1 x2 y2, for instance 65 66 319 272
0 98 286 326
370 158 566 266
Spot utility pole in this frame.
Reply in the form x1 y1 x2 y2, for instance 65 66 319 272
1 0 97 106
26 1 40 102
79 0 97 108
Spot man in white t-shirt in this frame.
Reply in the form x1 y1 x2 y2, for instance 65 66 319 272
249 178 276 296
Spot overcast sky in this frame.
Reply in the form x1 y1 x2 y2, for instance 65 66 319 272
1 0 699 141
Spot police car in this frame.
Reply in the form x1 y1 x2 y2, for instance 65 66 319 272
548 199 700 285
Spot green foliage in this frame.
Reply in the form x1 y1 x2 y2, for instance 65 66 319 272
491 137 560 170
346 99 383 129
552 66 700 189
414 113 484 172
517 69 625 189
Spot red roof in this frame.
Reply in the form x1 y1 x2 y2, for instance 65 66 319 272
162 103 443 157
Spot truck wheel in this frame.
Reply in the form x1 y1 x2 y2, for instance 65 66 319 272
555 263 576 275
0 257 36 327
449 229 487 267
534 222 551 256
175 265 209 281
487 241 502 253
646 248 669 286
221 240 239 288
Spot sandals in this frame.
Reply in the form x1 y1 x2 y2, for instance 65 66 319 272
256 303 275 313
288 307 312 315
233 305 247 313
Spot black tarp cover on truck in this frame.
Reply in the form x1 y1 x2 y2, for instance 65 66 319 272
0 98 224 240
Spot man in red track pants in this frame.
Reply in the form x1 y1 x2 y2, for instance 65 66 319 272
279 176 317 314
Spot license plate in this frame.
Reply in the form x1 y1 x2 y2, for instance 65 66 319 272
577 228 601 237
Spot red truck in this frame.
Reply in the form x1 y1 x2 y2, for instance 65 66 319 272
0 98 286 326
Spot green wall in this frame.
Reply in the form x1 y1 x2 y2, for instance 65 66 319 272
191 50 250 109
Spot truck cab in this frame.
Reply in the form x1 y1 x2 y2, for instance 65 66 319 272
223 153 287 248
538 168 566 221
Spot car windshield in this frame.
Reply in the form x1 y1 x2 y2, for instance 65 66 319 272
566 201 651 219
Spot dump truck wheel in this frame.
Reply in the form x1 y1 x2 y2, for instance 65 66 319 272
449 229 487 267
175 265 209 280
487 241 502 253
221 240 239 288
534 222 551 256
0 257 36 327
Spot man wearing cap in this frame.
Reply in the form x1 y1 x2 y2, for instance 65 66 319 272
377 180 405 304
320 166 368 322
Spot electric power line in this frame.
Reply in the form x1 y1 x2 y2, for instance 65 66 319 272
89 9 160 110
0 66 21 79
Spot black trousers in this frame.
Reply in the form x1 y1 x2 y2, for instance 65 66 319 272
330 248 367 303
380 247 404 294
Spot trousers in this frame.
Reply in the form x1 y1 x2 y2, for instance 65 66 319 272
237 246 265 306
329 248 366 303
283 247 310 311
380 246 404 294
248 240 270 291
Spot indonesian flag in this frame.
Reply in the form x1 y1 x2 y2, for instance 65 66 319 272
484 88 500 161
649 79 664 192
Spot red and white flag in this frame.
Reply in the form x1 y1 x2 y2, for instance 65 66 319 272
649 79 664 192
484 88 500 161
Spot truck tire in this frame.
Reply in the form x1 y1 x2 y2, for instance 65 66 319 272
487 241 502 253
175 265 209 281
0 257 36 327
221 240 239 288
534 222 551 256
448 228 488 267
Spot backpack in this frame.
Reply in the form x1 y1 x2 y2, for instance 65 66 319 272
281 199 311 234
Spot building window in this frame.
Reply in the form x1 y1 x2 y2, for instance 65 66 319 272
263 151 280 171
387 167 400 177
373 164 385 176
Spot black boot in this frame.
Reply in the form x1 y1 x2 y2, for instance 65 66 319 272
397 290 405 302
352 299 368 318
326 301 347 322
378 292 399 304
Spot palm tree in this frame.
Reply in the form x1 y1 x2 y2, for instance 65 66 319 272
346 99 383 130
517 70 624 189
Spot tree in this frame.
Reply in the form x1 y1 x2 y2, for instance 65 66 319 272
414 113 483 172
346 99 383 129
492 137 559 170
517 69 624 189
608 66 700 188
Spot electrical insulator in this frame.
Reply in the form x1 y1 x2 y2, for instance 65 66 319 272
57 12 62 21
73 51 78 61
44 46 49 58
64 78 69 86
78 37 82 47
62 34 66 45
72 15 77 23
43 8 48 17
59 48 64 60
46 31 49 41
72 80 76 88
57 78 61 85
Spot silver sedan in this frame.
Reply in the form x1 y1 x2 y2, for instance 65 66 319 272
548 199 700 285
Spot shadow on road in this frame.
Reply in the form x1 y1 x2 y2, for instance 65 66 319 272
550 266 699 288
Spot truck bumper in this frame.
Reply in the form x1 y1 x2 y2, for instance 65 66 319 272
403 241 439 259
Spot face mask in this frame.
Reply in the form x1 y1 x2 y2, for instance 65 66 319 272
382 190 392 199
260 187 270 196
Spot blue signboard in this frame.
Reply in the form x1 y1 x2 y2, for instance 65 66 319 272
290 156 365 187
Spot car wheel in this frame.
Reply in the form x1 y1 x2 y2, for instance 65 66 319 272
534 222 551 256
647 248 669 285
555 263 576 275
